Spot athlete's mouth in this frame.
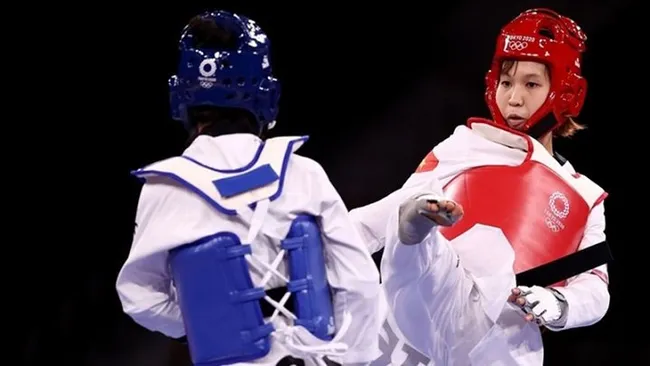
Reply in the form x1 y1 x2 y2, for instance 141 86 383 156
506 114 526 126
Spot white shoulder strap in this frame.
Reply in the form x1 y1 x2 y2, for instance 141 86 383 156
243 136 308 242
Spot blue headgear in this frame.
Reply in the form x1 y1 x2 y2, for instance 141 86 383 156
169 10 280 131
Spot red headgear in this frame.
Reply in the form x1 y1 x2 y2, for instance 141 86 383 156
484 8 588 137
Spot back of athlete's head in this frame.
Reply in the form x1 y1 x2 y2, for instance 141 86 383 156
184 15 259 141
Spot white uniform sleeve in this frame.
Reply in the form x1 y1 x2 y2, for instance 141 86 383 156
347 129 466 255
550 201 610 331
313 166 382 364
349 190 411 254
348 168 450 255
115 181 191 339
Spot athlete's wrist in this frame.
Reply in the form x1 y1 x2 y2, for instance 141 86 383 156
545 287 569 329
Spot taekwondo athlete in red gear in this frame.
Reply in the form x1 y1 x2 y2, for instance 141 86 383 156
352 9 611 365
115 11 381 366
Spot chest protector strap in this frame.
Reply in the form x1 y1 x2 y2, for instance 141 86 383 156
135 136 342 365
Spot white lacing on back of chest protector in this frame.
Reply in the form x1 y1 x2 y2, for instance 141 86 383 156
242 199 353 363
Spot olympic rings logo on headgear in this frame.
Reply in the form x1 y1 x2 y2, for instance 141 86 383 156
507 40 528 52
198 59 218 88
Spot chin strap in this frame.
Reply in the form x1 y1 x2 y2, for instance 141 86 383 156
525 113 559 139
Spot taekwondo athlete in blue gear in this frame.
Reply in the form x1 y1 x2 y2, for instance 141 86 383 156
115 10 382 366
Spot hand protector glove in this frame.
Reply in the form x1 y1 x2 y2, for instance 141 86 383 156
511 285 568 328
397 193 462 245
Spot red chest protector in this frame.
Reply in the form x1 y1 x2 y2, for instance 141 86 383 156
438 121 607 280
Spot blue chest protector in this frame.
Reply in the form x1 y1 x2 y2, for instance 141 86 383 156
132 136 335 366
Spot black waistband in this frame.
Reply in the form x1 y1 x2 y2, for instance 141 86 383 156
515 240 612 287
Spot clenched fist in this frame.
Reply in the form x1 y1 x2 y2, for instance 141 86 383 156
398 193 464 245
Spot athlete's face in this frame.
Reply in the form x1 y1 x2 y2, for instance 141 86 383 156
496 61 551 130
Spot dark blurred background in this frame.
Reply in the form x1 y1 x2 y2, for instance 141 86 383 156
28 1 644 364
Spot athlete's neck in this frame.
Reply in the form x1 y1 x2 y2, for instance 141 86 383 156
537 132 553 154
